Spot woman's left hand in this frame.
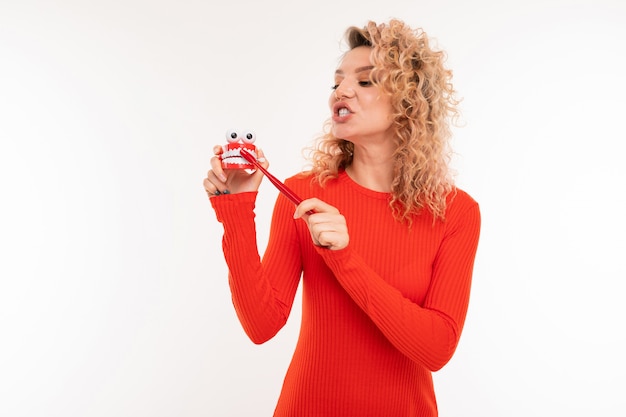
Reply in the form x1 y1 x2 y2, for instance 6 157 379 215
293 198 349 250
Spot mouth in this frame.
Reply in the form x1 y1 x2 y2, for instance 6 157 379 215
333 102 353 119
221 145 257 167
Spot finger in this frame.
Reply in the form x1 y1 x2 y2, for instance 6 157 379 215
203 177 219 198
293 198 339 219
311 223 349 250
316 230 338 248
249 148 270 182
255 148 269 169
308 214 348 235
203 173 229 197
320 232 349 250
210 154 228 183
205 169 226 186
213 145 224 156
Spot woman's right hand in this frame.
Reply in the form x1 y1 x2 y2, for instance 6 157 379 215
203 145 269 198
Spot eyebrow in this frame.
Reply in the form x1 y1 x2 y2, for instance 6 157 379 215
335 65 375 75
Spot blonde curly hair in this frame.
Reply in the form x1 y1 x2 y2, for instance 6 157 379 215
306 19 460 222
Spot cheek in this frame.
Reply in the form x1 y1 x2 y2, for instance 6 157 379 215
379 99 394 121
369 98 392 118
371 104 394 130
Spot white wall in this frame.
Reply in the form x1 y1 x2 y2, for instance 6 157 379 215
1 0 625 416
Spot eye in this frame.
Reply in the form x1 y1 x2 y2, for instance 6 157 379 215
358 80 372 87
242 131 256 144
226 129 240 143
331 84 339 90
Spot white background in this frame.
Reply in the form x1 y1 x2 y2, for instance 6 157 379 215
1 0 625 416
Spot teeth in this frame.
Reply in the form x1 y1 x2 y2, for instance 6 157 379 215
338 108 349 117
223 149 256 159
223 157 249 165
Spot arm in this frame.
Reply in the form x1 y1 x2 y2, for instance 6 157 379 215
211 191 302 344
313 199 481 371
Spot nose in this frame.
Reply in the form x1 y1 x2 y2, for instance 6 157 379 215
334 81 355 100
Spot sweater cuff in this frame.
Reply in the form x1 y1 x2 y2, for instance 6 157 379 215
210 191 258 224
314 243 353 269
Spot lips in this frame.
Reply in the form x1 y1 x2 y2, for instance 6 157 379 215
332 101 353 122
333 101 352 119
221 143 257 169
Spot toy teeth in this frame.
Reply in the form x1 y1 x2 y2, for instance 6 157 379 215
220 129 257 169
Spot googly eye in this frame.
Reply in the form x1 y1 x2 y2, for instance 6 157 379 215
226 129 240 143
242 131 256 144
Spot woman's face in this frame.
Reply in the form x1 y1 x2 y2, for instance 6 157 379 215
328 46 394 143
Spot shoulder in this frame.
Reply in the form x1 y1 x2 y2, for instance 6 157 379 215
284 171 325 195
284 171 350 203
445 187 480 223
449 187 478 208
278 171 314 202
285 171 314 186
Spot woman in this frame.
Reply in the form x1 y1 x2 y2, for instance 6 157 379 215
204 19 481 417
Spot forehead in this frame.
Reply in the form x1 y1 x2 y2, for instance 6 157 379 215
337 46 373 72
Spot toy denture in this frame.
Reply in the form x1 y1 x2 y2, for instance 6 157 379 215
220 129 257 169
218 129 314 214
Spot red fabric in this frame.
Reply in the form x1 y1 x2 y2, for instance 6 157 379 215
211 170 481 417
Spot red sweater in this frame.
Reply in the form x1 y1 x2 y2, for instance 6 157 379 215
211 170 481 417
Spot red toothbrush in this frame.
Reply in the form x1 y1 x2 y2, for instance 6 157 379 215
240 148 313 213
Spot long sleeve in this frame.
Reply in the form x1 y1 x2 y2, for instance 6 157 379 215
317 195 481 371
211 191 302 343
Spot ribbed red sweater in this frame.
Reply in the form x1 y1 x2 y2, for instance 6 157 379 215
211 170 481 417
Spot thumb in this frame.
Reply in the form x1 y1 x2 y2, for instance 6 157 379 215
251 148 269 182
255 148 269 168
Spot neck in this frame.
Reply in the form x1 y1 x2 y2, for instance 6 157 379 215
345 145 394 192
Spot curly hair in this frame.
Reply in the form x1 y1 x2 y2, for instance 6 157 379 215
305 19 460 222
